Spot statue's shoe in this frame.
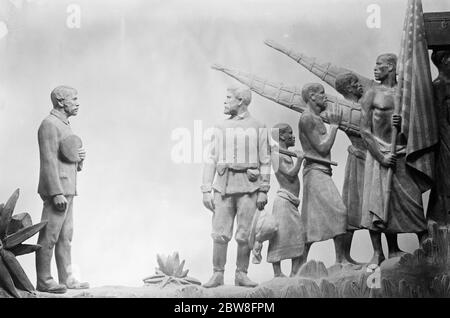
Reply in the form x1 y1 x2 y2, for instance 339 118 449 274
203 272 224 288
65 280 90 289
235 271 258 288
37 282 67 294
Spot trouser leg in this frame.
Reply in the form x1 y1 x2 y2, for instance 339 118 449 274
236 243 251 273
36 197 68 289
234 193 258 287
235 193 257 273
212 241 227 273
204 193 233 288
55 196 74 285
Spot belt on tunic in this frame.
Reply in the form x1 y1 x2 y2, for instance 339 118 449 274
216 165 260 195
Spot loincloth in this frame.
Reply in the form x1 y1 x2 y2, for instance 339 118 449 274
361 138 426 233
267 189 305 263
342 145 366 230
301 165 347 243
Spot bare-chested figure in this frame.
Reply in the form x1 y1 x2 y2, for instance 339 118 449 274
360 54 427 265
298 83 351 266
268 123 305 277
335 73 404 264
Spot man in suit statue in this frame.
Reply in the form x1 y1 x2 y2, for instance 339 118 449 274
36 85 89 293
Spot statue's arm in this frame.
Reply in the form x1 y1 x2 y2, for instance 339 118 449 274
38 121 63 197
201 128 219 193
272 153 302 179
359 90 385 163
299 112 338 157
258 126 271 193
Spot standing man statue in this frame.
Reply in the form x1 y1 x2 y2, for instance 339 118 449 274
201 85 271 288
335 73 404 264
427 50 450 226
335 73 366 264
298 83 350 266
360 54 427 265
268 123 305 277
36 85 89 293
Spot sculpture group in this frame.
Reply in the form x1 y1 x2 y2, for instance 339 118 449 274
0 0 448 298
201 0 450 287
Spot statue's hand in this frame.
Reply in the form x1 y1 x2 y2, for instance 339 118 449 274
256 192 268 211
53 194 68 212
381 153 397 168
78 147 86 161
202 192 215 213
391 114 402 129
294 150 304 160
327 104 343 126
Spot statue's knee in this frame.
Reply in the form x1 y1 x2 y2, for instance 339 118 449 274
235 232 250 245
212 234 230 244
60 230 73 243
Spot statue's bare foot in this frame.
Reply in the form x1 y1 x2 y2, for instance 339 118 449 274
388 249 407 259
335 260 362 270
274 272 287 278
367 253 385 266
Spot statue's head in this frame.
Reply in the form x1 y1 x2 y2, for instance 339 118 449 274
335 73 363 100
302 83 327 111
224 85 252 115
374 53 397 81
51 85 79 117
431 50 450 75
272 123 295 147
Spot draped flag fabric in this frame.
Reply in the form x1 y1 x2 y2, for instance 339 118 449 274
397 0 439 191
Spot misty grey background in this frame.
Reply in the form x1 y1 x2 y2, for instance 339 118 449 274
0 0 447 287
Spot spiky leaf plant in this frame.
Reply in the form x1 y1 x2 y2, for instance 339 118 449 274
0 189 47 298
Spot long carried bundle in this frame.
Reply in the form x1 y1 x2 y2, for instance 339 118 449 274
211 64 362 136
264 39 375 93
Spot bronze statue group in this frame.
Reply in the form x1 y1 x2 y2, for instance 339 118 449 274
200 48 450 288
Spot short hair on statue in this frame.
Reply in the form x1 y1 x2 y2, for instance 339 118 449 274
335 73 359 95
227 85 252 106
51 86 77 108
378 53 398 70
271 123 292 141
301 83 324 103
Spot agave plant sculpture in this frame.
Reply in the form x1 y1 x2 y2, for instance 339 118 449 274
0 189 47 298
143 252 201 288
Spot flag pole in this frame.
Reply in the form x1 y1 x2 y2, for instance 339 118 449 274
382 0 410 224
383 91 402 223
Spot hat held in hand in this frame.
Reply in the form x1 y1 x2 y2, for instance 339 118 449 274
60 135 83 163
